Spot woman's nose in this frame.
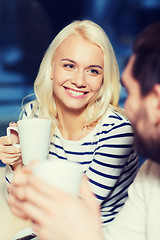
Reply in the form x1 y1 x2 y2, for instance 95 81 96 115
72 70 86 88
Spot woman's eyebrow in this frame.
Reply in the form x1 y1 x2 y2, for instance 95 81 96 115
89 65 103 69
61 59 103 70
61 58 76 63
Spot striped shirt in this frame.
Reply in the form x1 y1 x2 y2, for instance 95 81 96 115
6 104 138 227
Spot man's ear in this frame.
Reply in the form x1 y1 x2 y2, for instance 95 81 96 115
152 84 160 126
153 84 160 110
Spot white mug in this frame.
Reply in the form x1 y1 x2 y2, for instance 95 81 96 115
7 119 51 165
32 160 84 196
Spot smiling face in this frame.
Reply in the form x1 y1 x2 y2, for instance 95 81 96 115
51 35 104 115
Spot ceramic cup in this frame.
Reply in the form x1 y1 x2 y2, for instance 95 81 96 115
7 119 51 165
32 160 84 196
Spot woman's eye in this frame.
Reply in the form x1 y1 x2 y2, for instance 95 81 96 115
64 64 74 69
89 69 99 75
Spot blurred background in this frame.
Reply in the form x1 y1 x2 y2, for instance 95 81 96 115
0 0 160 166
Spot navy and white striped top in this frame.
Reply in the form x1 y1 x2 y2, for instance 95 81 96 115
7 104 138 227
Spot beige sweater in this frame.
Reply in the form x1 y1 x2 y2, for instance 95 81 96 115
104 159 160 240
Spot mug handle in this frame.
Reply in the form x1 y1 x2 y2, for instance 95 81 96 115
6 126 20 148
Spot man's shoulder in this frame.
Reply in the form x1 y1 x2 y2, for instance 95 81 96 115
134 159 160 192
139 159 160 178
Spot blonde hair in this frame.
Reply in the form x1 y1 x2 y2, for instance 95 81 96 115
22 20 124 131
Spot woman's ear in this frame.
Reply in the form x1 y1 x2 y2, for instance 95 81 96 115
50 65 53 80
50 59 54 80
50 73 53 80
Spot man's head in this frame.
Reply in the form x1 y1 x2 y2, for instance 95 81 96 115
121 21 160 163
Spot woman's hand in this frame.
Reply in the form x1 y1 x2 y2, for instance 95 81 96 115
0 122 22 170
8 167 104 240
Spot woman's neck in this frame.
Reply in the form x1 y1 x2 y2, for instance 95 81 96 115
57 108 87 141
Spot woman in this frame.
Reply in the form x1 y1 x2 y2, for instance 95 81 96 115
0 20 138 226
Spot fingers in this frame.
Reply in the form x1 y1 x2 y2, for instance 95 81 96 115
7 190 29 219
0 132 19 147
27 173 75 202
0 144 21 154
0 146 21 165
8 173 57 225
0 153 22 165
10 169 55 207
80 176 100 213
0 136 21 165
0 122 19 146
0 122 20 165
9 122 19 139
9 167 74 217
0 135 18 146
9 122 17 127
13 167 31 185
80 176 95 200
7 168 29 218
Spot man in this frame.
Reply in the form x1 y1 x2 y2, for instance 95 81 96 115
104 20 160 240
8 21 160 240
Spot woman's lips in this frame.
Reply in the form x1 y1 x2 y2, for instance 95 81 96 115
64 87 88 98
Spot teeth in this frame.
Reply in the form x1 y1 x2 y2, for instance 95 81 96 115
66 89 85 96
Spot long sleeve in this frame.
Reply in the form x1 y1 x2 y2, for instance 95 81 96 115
86 114 138 225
